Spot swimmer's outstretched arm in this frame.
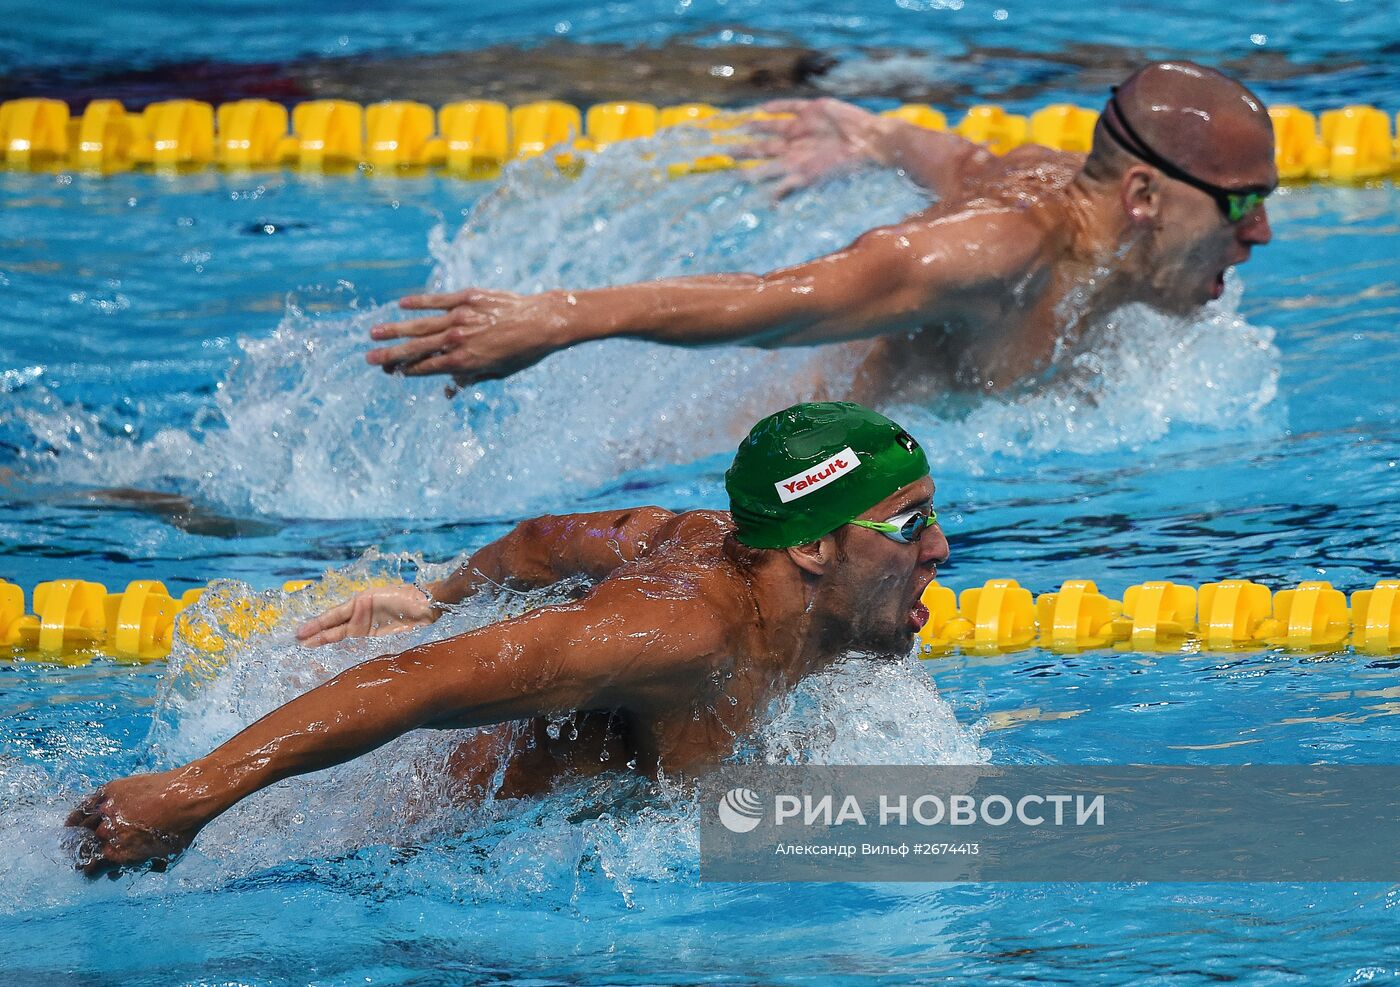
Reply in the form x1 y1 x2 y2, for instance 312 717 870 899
296 506 678 646
69 577 725 876
368 207 1043 387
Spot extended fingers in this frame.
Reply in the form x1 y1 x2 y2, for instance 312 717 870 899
397 351 476 378
296 601 353 644
756 99 814 115
742 116 800 140
368 312 454 342
734 138 791 161
347 596 374 639
66 791 106 828
397 289 480 310
771 174 810 201
367 332 463 371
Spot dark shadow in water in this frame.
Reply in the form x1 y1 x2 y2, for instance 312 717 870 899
0 35 1355 111
68 487 284 539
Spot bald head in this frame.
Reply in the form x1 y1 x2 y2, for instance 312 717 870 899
1087 61 1275 189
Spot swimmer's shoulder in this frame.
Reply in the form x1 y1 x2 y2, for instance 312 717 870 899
644 509 734 552
891 199 1051 298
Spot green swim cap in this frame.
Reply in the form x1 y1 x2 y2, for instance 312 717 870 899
726 402 929 549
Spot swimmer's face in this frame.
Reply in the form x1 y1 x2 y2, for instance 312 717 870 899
825 476 948 657
1139 125 1276 315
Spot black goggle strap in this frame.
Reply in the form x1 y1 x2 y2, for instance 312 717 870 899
1103 89 1270 221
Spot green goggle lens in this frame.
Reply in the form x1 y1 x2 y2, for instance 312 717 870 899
849 508 937 544
1225 190 1269 223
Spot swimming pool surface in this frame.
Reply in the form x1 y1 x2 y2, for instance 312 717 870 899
3 1 1400 983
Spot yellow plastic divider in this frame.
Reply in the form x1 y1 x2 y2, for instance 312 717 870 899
5 575 1400 663
2 96 1398 181
1351 581 1400 654
1269 581 1349 649
1198 579 1274 650
103 580 183 660
1269 105 1326 180
216 99 289 169
659 103 719 128
440 100 510 178
510 100 581 159
0 580 29 646
291 99 364 170
956 105 1028 155
1120 581 1196 650
959 578 1037 652
881 104 948 131
140 99 215 169
1035 579 1120 651
1318 105 1394 180
365 100 436 170
585 101 658 148
1 97 70 167
1029 104 1098 154
30 580 107 654
75 99 133 172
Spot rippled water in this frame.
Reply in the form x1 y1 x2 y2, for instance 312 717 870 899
4 4 1400 980
4 0 1399 109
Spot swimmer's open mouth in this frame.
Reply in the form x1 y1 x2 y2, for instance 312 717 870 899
910 601 930 631
1211 269 1227 299
909 573 935 630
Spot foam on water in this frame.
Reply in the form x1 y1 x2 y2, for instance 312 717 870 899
0 554 985 913
11 128 1281 519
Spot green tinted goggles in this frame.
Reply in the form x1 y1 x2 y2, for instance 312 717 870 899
848 507 937 544
1219 189 1270 223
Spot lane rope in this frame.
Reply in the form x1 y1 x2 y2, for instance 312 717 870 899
1 97 1395 181
3 575 1397 662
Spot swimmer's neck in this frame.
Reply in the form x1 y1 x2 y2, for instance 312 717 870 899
1059 173 1160 315
735 547 878 682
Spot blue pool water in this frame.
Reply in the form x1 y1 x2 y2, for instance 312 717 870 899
4 1 1400 983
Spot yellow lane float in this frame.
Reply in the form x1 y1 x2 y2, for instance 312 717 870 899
5 575 1400 664
1 96 1394 181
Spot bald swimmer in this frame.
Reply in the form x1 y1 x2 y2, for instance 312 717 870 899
68 403 948 875
364 61 1276 402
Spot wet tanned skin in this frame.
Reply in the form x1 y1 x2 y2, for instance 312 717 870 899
67 481 948 875
366 61 1275 401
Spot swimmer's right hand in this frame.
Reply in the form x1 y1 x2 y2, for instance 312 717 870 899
67 769 208 877
367 288 574 396
296 583 439 647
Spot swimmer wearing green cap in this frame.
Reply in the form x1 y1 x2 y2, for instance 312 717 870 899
69 402 948 876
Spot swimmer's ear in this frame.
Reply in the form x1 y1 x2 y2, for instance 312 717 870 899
1120 165 1161 226
785 536 834 576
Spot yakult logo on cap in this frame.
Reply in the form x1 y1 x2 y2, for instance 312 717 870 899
775 447 862 503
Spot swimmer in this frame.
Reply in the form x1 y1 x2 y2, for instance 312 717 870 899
68 402 948 875
365 61 1275 402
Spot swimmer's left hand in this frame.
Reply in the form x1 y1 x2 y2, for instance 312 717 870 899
296 583 438 647
740 98 890 198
